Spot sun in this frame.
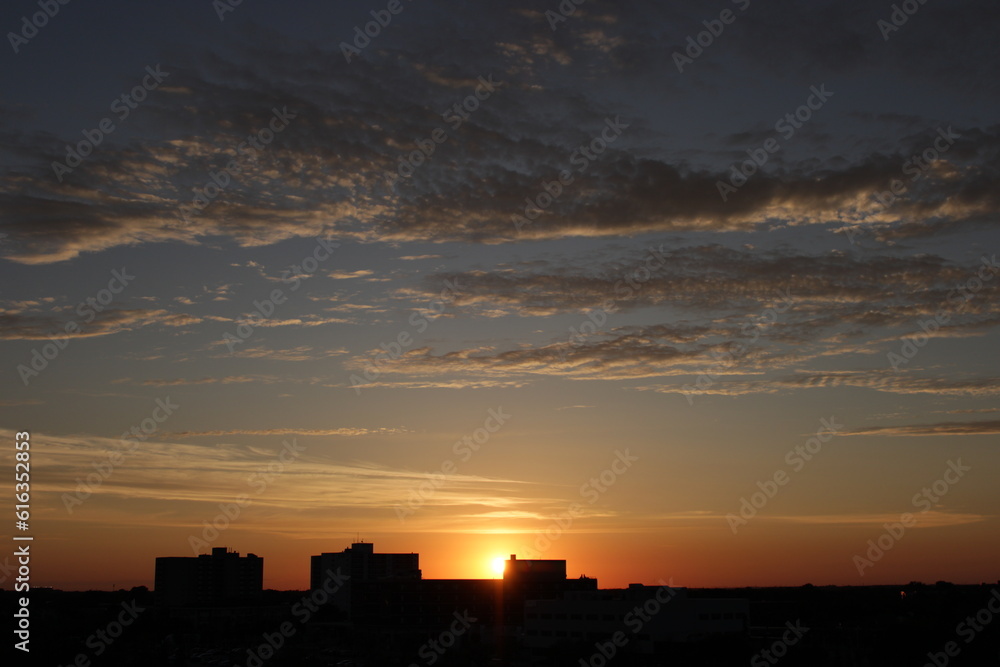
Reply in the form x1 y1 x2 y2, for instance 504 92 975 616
490 556 506 577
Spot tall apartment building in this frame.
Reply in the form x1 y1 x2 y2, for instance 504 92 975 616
155 547 263 607
310 541 421 613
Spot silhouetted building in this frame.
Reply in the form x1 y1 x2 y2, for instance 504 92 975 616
310 541 420 613
501 554 597 627
333 550 597 635
504 554 567 581
310 541 421 587
305 544 749 658
352 578 502 632
154 547 262 607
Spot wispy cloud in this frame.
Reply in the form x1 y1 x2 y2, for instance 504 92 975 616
842 420 1000 437
0 308 203 340
328 269 375 280
2 428 535 524
166 427 410 438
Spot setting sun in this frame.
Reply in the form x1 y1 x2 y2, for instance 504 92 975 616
491 556 506 577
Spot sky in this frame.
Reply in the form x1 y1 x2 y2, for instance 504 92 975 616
1 0 998 592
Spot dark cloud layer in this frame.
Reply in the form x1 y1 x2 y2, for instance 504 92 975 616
1 1 998 263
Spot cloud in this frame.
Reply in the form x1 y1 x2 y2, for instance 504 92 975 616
165 427 410 438
339 243 1000 390
0 427 541 530
644 510 988 529
643 372 1000 399
334 378 531 391
0 308 203 340
0 6 997 263
841 420 1000 437
0 398 43 406
328 269 374 279
347 338 716 385
223 344 349 361
138 376 259 386
492 247 992 316
775 374 1000 396
773 511 988 528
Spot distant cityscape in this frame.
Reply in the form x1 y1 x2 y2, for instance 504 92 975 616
7 542 1000 666
154 542 749 650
